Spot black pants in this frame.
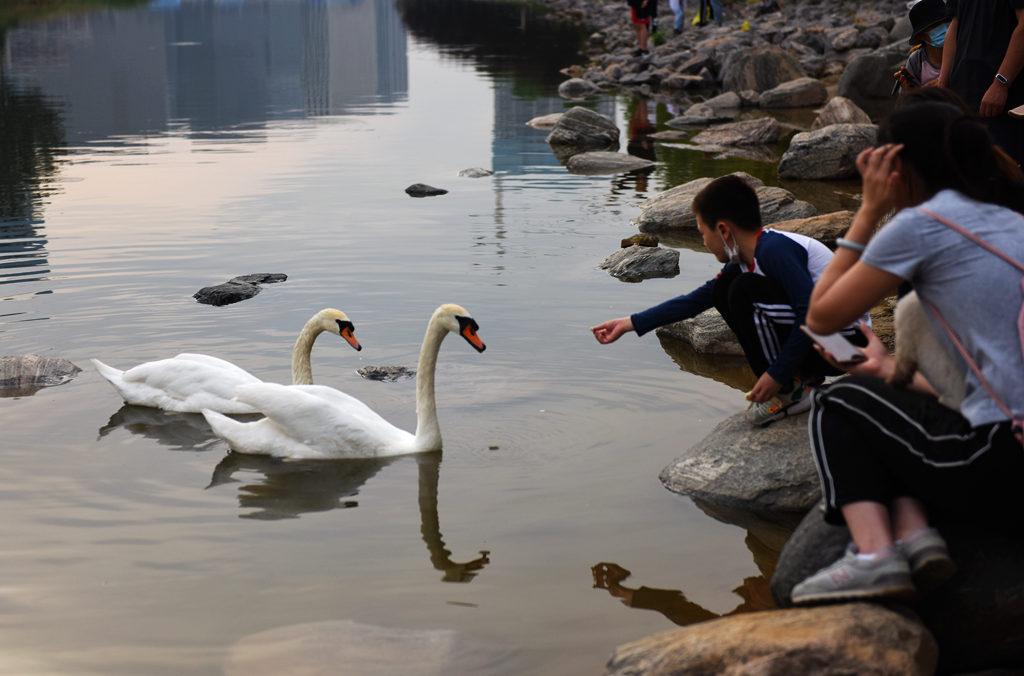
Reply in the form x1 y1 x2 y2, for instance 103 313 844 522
712 267 855 390
809 375 1024 526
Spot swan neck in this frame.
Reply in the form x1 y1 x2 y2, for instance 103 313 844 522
291 319 323 385
414 317 446 451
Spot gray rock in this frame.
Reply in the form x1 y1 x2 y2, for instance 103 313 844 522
666 103 737 128
778 123 878 180
599 245 679 283
701 90 742 112
759 77 828 109
655 309 742 356
772 210 856 247
838 46 906 117
771 506 1024 673
636 172 816 233
660 73 705 90
659 410 821 514
890 16 913 43
229 273 287 285
737 89 762 107
557 77 598 99
526 113 563 129
648 130 690 141
357 366 416 382
720 47 805 93
566 151 655 175
194 281 261 306
691 116 783 146
856 26 889 49
0 354 81 396
831 26 860 51
545 106 620 151
405 183 448 197
811 96 872 130
458 167 493 178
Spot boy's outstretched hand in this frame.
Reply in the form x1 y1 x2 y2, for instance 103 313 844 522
591 316 634 344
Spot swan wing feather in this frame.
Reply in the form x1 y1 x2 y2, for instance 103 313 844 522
119 356 261 413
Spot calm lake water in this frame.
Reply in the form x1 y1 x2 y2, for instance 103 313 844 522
0 1 848 673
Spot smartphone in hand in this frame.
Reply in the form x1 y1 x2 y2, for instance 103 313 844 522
801 326 867 365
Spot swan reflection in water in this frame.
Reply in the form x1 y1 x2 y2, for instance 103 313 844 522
208 451 490 582
98 404 240 451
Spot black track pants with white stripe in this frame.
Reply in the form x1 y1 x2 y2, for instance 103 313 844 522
712 268 837 387
809 375 1023 526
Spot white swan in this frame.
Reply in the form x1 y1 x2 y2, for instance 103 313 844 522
91 309 362 414
201 304 485 459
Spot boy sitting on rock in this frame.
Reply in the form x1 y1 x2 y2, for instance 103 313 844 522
592 175 866 426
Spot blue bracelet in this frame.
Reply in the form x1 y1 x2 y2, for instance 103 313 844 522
836 238 867 253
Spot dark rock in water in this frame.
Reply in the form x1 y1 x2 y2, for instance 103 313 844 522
771 505 1024 673
194 281 261 306
656 309 742 356
566 151 655 175
545 106 619 152
0 354 81 397
778 123 878 180
405 183 448 197
690 117 784 147
599 245 679 283
620 233 659 248
557 77 599 99
659 410 821 515
458 167 493 178
357 366 416 382
229 273 287 285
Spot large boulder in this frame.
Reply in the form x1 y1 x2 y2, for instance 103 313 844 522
557 77 598 99
565 151 655 175
772 210 855 247
690 117 784 147
545 106 619 151
0 354 81 397
655 309 742 356
778 124 879 180
636 172 816 233
721 47 805 93
771 506 1024 673
599 245 679 283
759 77 828 109
606 603 937 676
659 411 821 514
838 47 906 118
812 96 872 130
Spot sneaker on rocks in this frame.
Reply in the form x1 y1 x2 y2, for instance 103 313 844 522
746 384 812 427
897 527 957 591
791 544 915 605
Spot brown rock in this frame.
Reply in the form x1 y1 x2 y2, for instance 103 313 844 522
691 117 783 147
607 604 938 676
812 96 872 130
772 210 855 246
621 233 659 248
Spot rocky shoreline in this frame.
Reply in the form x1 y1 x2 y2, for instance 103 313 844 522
528 0 1022 673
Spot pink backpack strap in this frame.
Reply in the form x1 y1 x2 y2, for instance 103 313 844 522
916 208 1024 445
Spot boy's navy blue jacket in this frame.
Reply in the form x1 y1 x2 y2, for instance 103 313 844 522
630 229 835 387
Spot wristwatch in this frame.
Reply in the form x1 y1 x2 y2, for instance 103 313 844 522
995 73 1010 87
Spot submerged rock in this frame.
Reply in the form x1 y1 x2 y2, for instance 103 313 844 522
636 172 816 234
690 117 783 147
606 603 937 676
620 233 659 248
759 76 828 109
647 130 690 141
458 167 493 178
229 273 287 286
660 410 821 514
771 506 1024 673
195 281 260 306
566 151 655 175
599 245 679 283
405 183 448 197
357 366 416 382
778 123 878 180
545 106 619 152
0 354 81 397
655 309 742 357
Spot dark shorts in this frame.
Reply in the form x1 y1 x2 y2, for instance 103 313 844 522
629 2 654 24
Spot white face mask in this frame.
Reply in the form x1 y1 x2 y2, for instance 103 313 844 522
719 230 740 263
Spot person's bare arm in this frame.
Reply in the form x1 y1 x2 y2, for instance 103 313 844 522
982 9 1024 117
937 17 957 87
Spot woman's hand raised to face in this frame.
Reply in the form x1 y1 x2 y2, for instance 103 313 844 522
856 143 904 219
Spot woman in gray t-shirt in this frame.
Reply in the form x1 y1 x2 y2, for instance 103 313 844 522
786 101 1024 606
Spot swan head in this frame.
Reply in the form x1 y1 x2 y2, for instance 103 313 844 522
434 304 486 353
314 309 362 351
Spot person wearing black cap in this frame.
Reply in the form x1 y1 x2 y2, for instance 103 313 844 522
893 0 950 93
937 0 1024 166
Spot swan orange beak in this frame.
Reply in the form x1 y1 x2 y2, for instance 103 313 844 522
341 326 362 351
461 326 486 353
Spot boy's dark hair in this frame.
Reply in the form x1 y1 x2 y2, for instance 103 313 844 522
691 175 763 231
